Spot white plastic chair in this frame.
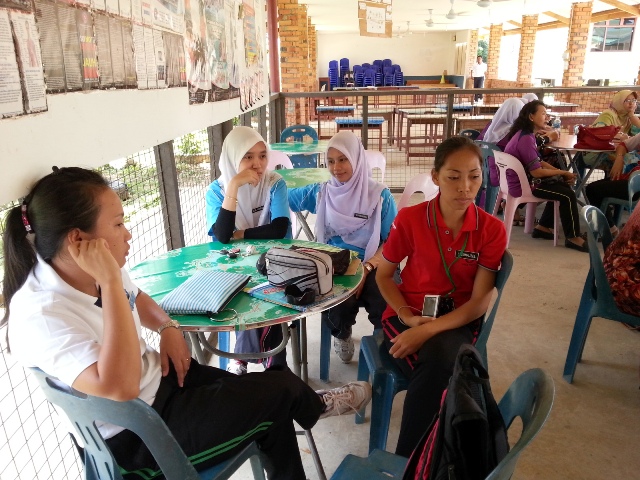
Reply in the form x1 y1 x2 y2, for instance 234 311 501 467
267 150 294 170
365 150 386 182
492 151 560 247
397 173 439 210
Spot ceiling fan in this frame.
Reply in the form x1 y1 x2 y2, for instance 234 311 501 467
425 9 449 28
464 0 511 7
444 0 470 20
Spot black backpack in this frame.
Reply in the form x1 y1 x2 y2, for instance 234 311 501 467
403 344 509 480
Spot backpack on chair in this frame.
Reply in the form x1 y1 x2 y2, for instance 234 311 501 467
403 344 509 480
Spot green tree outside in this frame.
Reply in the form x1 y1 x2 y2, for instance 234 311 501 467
477 40 489 63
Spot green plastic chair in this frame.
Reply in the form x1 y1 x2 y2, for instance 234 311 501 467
355 250 513 453
475 140 501 214
332 368 555 480
562 206 640 383
28 367 266 480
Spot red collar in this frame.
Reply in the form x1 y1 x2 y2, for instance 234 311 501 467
426 194 479 232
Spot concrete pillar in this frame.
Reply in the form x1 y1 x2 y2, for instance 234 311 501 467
562 1 593 87
517 15 538 84
487 24 502 81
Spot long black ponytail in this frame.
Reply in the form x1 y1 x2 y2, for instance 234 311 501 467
2 167 109 344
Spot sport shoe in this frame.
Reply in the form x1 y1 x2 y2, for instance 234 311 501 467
226 361 248 375
317 381 372 419
333 336 355 363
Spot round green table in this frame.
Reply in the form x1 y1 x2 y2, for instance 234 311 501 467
130 239 363 381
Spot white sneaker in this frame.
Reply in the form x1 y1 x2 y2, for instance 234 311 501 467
317 382 372 419
226 361 248 375
333 336 355 363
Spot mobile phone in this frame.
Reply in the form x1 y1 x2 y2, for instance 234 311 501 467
422 295 440 318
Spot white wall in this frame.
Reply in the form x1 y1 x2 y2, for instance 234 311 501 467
533 28 569 85
497 34 519 81
316 31 464 77
0 88 267 205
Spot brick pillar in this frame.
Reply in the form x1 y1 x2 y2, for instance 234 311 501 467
466 29 479 88
487 24 502 81
278 0 311 125
562 1 593 87
308 18 317 91
517 14 538 84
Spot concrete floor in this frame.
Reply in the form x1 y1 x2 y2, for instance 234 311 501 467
230 201 640 479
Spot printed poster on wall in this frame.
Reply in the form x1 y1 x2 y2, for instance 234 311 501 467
10 11 47 112
0 10 24 117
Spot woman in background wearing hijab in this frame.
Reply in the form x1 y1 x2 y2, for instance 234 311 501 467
206 126 291 374
288 131 398 363
583 90 640 170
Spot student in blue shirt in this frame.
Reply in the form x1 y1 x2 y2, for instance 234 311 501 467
288 131 398 363
206 126 291 373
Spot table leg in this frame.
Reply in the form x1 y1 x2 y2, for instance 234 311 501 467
195 324 290 361
296 211 315 241
378 125 382 151
188 332 207 365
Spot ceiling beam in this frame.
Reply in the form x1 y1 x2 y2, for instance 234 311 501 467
502 4 640 36
598 0 640 16
542 11 569 24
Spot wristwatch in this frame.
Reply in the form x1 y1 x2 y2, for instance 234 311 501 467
363 261 374 273
158 319 180 334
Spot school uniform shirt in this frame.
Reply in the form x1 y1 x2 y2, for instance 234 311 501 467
504 130 541 197
9 256 161 440
381 195 507 322
288 183 397 260
471 62 487 78
205 178 291 240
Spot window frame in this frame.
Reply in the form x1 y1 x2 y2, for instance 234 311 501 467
590 17 636 52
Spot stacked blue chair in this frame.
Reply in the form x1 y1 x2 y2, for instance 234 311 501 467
382 58 392 69
374 70 383 87
353 65 364 87
383 67 394 86
281 125 319 168
373 60 383 72
393 70 404 86
363 69 375 87
329 60 339 90
362 62 371 69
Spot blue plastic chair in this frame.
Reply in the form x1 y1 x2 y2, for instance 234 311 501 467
355 250 513 452
563 206 640 383
28 367 266 480
281 125 319 168
332 368 555 480
475 141 501 214
600 170 640 227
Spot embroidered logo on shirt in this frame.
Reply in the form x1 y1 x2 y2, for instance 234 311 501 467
252 206 264 214
354 213 368 219
456 251 479 261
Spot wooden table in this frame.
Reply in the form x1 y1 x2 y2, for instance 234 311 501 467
399 113 447 164
316 105 355 139
335 117 386 151
456 115 493 134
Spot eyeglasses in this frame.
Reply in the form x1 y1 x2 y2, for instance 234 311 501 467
623 99 638 104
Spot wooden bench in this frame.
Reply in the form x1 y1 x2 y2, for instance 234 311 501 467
335 117 386 150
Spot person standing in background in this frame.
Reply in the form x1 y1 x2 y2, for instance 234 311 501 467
470 56 487 103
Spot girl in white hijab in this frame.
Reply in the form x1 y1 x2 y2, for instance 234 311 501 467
483 98 525 146
205 126 291 374
206 126 290 242
289 131 398 363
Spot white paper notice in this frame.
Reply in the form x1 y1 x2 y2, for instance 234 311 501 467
10 12 46 113
152 29 166 88
92 0 107 11
143 26 156 88
0 10 23 117
132 23 147 89
119 0 132 19
131 0 142 22
366 5 385 34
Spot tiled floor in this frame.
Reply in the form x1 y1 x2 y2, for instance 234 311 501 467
227 199 640 479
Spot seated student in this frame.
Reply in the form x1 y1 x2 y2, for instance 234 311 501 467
375 136 507 456
604 202 640 316
288 131 397 363
586 133 640 235
504 100 588 252
583 90 640 171
5 167 372 480
206 126 291 374
477 93 538 141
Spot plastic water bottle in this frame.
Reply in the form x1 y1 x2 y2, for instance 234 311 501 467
552 116 561 131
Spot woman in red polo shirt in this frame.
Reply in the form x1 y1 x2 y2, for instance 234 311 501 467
376 136 507 457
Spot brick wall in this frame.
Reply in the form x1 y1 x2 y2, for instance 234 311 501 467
308 18 317 91
278 0 312 125
487 24 502 81
466 29 479 89
517 15 538 84
484 78 534 104
561 1 593 88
